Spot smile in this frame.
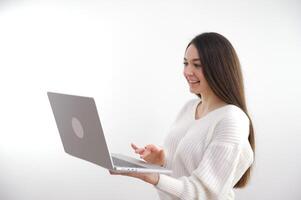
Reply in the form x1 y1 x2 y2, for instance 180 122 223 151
188 80 200 84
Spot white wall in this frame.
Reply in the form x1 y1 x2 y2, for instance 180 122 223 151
0 0 300 199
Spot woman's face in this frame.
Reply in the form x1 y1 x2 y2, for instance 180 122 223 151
183 44 209 94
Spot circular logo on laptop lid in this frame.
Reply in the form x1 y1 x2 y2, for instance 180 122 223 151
71 117 84 138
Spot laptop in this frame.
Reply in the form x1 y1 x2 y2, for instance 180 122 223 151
47 92 171 174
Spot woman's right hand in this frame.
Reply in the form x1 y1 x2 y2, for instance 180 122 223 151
131 143 165 166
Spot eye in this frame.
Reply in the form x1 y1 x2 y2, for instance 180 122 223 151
183 62 188 67
194 63 202 68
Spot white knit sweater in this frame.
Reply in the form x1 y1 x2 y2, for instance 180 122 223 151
154 98 254 200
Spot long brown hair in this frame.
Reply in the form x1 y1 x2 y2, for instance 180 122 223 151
187 32 255 188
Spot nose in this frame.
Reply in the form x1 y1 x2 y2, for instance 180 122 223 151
184 63 194 76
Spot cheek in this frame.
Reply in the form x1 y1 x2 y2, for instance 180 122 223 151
195 70 205 81
200 74 206 82
196 71 209 89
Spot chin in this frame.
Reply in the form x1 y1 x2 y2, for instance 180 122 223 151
189 88 201 95
189 89 197 94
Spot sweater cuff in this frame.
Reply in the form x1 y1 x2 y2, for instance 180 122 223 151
154 174 184 197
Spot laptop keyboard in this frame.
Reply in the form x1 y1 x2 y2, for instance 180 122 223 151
112 157 145 168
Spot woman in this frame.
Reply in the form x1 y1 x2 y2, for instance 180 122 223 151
110 32 255 200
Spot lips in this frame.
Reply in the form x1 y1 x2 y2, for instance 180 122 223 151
188 80 200 84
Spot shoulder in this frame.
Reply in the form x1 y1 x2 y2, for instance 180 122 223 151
221 105 249 123
212 105 250 144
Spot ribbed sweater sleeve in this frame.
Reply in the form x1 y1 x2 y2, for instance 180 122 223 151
154 109 251 200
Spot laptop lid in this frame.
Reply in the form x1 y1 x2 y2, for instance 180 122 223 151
47 92 114 169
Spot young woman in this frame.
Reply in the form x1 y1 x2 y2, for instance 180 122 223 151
110 32 255 200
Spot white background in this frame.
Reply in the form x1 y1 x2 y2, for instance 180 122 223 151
0 0 300 199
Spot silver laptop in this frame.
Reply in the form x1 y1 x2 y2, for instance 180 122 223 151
47 92 171 174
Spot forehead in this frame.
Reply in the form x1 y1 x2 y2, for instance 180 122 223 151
185 44 200 60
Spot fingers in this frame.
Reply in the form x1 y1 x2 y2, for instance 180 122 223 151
140 151 151 159
145 144 162 152
136 148 146 154
131 143 161 157
131 143 146 154
131 143 143 153
140 147 156 159
131 143 138 150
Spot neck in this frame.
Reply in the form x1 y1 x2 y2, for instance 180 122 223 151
199 90 226 114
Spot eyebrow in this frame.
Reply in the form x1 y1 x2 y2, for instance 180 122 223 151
184 58 201 61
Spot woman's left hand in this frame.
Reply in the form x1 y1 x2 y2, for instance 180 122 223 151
109 170 160 185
